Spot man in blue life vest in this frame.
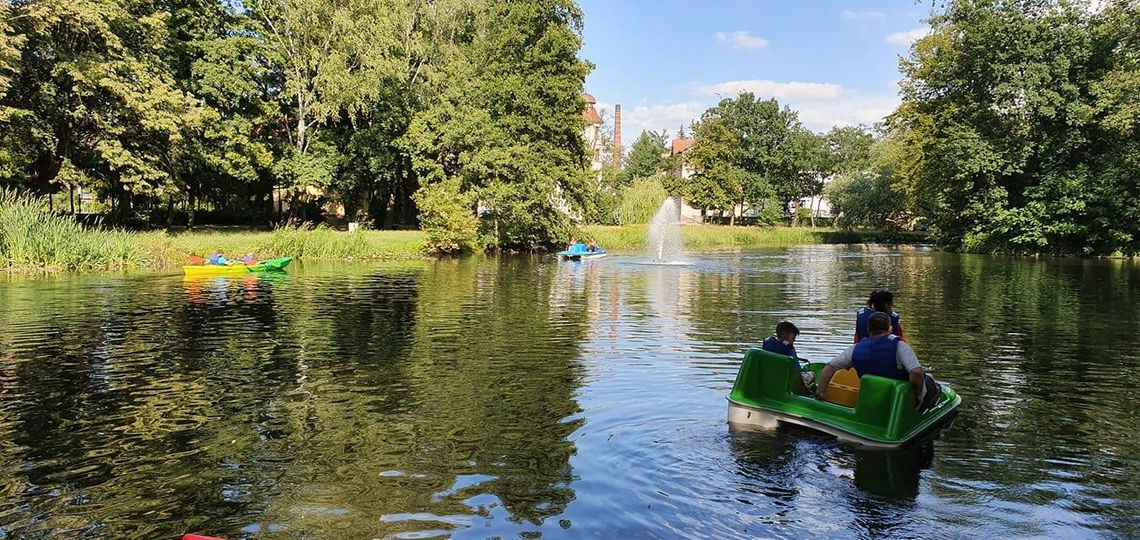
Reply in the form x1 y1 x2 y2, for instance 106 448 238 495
817 312 940 412
762 321 814 387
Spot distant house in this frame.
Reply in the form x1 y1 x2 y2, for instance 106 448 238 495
582 93 606 171
668 138 704 223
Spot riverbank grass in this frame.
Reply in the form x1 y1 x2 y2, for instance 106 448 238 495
1 192 426 271
581 224 926 251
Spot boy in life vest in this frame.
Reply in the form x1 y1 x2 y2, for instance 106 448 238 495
819 312 940 413
762 321 814 387
854 290 904 342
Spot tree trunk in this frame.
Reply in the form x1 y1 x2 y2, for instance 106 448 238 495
69 185 75 214
188 189 196 230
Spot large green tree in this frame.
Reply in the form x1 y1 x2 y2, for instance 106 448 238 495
621 129 669 184
254 0 404 215
405 0 591 249
2 0 211 218
684 93 817 224
892 0 1140 255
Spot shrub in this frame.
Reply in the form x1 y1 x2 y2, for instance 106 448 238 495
414 179 480 254
613 176 669 225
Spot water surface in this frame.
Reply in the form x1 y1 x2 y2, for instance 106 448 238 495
0 247 1137 538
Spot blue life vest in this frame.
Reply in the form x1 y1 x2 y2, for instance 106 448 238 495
761 336 799 362
854 307 902 341
207 253 226 265
852 334 907 380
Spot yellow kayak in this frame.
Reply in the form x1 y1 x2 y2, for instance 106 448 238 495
182 257 293 276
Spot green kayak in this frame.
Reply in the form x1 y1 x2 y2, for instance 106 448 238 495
182 257 293 276
727 348 961 449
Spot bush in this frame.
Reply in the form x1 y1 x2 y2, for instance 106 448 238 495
613 176 669 225
414 179 480 254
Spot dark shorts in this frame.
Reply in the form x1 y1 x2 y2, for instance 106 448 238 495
919 374 941 413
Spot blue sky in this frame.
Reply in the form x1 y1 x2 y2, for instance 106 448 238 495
577 0 934 141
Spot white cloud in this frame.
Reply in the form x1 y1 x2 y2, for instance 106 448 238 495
600 77 901 144
599 101 706 143
793 94 900 132
714 31 770 50
885 27 930 46
842 10 886 22
695 79 844 101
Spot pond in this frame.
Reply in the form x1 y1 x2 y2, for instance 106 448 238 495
0 246 1137 539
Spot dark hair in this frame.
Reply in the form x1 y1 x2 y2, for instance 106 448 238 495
867 312 891 335
868 290 894 313
775 321 799 339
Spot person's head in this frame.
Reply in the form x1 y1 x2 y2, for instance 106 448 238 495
867 311 892 336
868 290 894 313
775 321 800 344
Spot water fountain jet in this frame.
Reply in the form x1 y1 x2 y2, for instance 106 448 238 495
647 196 683 263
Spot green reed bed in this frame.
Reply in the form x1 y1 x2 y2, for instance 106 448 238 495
1 190 426 272
164 227 426 263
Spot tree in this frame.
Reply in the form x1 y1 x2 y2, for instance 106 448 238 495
404 0 591 250
683 117 744 222
825 125 875 176
621 129 669 184
254 0 404 216
2 0 211 219
825 171 907 228
0 2 21 100
891 0 1140 255
683 93 816 224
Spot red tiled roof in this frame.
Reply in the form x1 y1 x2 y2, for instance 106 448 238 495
672 138 693 155
582 93 597 104
582 105 602 125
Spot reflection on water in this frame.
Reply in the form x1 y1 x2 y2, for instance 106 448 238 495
0 247 1138 538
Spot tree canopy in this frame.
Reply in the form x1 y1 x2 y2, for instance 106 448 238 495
891 0 1140 255
0 0 595 250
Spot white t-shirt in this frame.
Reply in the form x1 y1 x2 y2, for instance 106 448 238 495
828 339 921 373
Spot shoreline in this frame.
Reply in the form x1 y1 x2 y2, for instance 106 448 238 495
580 224 928 252
2 225 926 274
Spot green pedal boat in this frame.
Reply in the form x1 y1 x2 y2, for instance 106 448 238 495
727 349 961 449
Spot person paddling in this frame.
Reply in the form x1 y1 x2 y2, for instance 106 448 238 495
242 253 256 265
819 312 940 412
855 290 904 342
206 250 230 266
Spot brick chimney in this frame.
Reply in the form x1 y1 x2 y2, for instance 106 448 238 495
613 104 622 170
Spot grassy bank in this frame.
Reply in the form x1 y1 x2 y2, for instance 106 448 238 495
1 192 426 272
1 225 427 273
3 191 927 273
580 224 927 251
